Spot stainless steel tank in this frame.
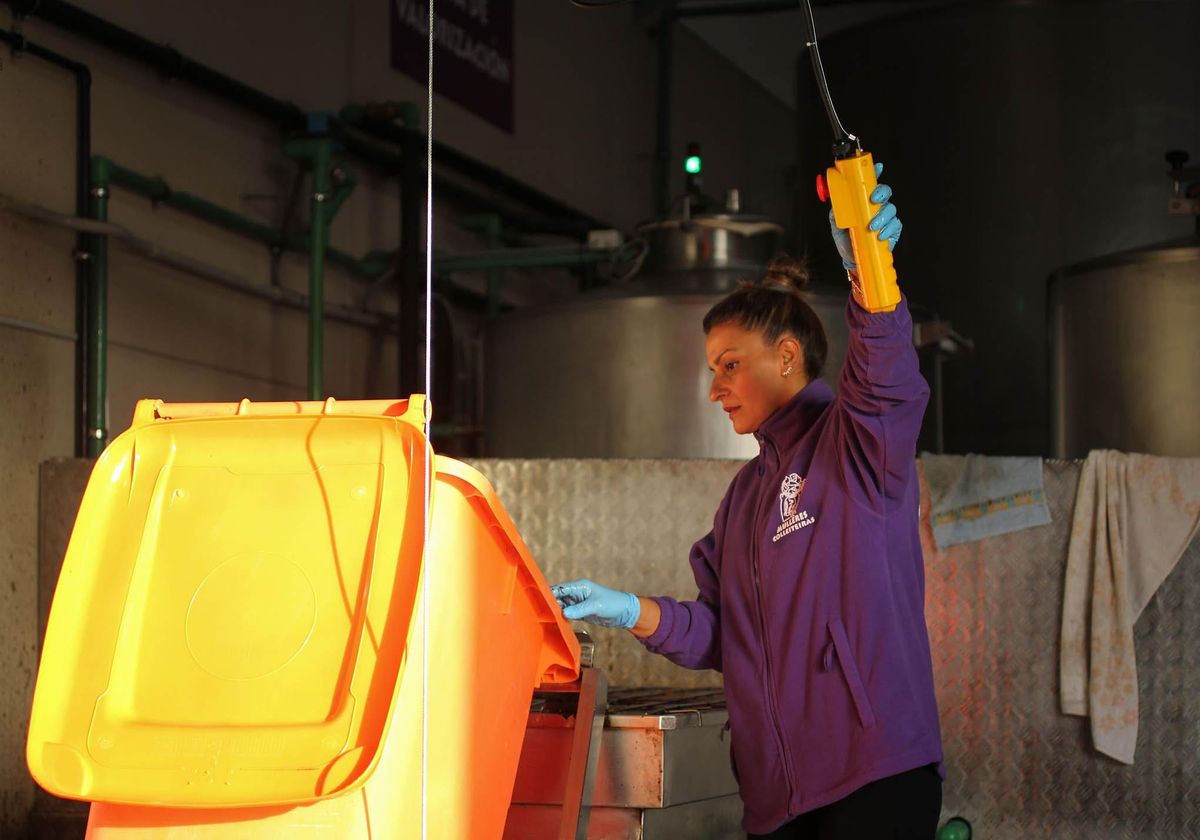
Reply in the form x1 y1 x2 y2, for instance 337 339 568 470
635 212 784 294
1049 239 1200 458
795 0 1200 454
484 289 850 458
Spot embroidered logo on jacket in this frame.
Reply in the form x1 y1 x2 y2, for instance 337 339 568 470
774 472 816 543
779 473 805 518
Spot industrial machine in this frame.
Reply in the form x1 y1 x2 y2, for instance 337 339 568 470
481 170 967 457
483 188 852 458
491 0 967 459
509 687 741 839
483 133 860 459
1048 148 1200 459
1049 236 1200 458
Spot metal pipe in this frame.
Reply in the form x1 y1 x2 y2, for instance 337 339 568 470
88 155 110 456
458 214 505 318
93 156 391 280
0 191 393 330
556 667 608 840
485 233 501 320
70 46 92 459
341 102 610 237
6 0 307 129
284 137 342 399
308 139 332 399
104 159 280 241
6 0 606 236
0 28 93 456
331 119 587 238
1 188 593 337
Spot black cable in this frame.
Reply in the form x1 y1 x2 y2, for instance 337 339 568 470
798 0 859 157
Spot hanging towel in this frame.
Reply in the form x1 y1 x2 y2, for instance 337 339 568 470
921 454 1052 549
1059 450 1200 763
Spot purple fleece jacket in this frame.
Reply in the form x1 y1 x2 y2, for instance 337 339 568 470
641 296 942 834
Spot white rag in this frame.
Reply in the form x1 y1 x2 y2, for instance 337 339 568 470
1059 450 1200 763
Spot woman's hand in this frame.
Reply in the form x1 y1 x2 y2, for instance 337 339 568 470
828 161 903 270
551 579 641 629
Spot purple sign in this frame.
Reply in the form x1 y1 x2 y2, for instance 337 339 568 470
390 0 514 133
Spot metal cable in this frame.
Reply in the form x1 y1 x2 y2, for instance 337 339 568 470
421 1 435 838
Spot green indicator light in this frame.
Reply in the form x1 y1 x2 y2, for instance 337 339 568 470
685 155 702 174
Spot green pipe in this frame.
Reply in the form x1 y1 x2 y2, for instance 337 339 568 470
87 155 110 456
285 138 336 400
103 158 279 242
428 422 481 439
326 164 355 220
93 155 388 280
460 214 504 318
485 239 501 319
309 147 328 401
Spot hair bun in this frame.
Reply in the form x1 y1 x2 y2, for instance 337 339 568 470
761 254 810 292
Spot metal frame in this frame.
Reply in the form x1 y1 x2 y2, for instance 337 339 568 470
535 666 610 840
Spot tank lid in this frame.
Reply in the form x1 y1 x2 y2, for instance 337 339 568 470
635 214 783 237
1055 236 1200 277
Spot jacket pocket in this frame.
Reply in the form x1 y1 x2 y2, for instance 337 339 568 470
827 617 877 729
723 720 740 784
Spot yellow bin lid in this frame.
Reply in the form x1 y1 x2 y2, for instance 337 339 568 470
28 397 435 807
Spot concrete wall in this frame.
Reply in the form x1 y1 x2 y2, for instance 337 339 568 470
0 1 794 833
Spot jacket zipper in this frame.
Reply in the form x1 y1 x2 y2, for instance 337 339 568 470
750 440 798 810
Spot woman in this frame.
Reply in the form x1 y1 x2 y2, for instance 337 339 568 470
552 165 943 839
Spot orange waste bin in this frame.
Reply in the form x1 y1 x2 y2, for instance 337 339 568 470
27 396 580 838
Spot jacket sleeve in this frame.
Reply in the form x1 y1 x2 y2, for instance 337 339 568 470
637 489 731 672
835 292 930 507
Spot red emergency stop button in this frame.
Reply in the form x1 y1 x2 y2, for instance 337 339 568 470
815 173 828 202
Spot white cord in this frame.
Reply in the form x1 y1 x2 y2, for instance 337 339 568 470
421 1 434 838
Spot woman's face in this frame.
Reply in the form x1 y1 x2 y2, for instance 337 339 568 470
706 321 803 435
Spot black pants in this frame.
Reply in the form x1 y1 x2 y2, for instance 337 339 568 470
748 764 943 840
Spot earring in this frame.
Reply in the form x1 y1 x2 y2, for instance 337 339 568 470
783 365 793 377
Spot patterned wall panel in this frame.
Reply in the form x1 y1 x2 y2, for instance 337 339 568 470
919 460 1199 839
470 457 1200 838
466 459 739 689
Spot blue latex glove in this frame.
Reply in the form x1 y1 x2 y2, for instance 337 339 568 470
551 579 641 629
828 162 903 270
